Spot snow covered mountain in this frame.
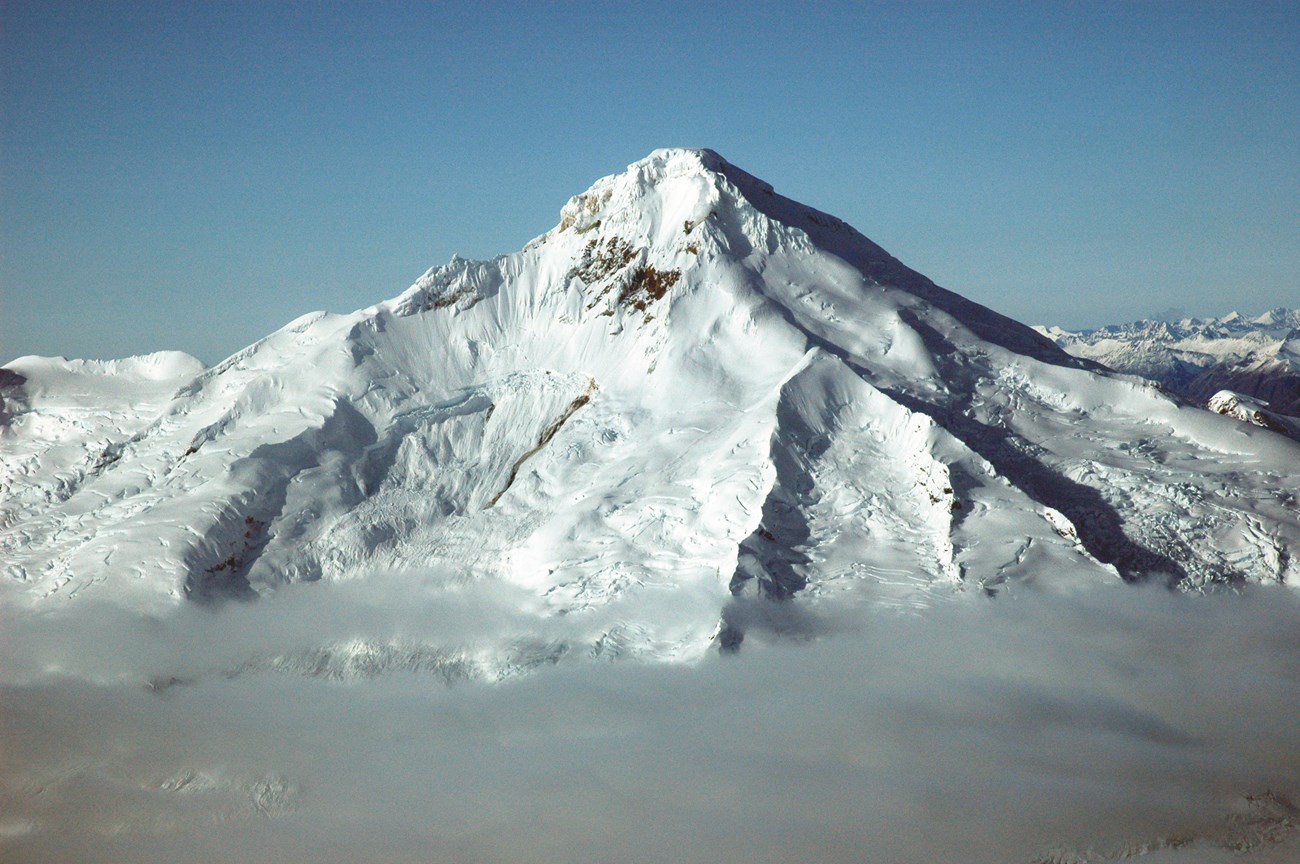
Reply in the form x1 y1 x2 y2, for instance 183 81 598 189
1035 309 1300 420
6 149 1300 864
3 149 1299 666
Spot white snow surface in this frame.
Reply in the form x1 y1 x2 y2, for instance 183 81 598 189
3 148 1300 664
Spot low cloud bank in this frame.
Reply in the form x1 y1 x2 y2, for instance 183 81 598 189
2 577 1299 863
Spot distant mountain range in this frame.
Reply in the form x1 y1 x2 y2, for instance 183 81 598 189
1035 309 1300 431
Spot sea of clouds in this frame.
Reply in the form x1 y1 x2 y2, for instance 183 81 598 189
2 574 1298 863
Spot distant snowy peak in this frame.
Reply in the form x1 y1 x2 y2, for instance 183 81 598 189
1035 309 1300 418
4 149 1300 664
1249 307 1300 328
1034 307 1300 367
1038 308 1300 342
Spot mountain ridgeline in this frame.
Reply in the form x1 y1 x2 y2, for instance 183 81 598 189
1036 310 1300 439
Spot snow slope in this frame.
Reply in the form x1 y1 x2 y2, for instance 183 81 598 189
3 149 1299 665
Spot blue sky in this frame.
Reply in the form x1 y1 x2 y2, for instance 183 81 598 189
3 0 1297 363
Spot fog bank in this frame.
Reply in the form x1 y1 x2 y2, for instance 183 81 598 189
2 579 1298 863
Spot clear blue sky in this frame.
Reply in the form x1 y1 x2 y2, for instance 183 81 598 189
3 1 1297 364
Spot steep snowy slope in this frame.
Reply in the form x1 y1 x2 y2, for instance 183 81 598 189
3 149 1299 665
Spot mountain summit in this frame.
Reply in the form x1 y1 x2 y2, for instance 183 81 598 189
3 148 1298 660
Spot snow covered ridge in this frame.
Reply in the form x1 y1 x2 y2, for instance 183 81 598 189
3 148 1299 662
1034 309 1300 419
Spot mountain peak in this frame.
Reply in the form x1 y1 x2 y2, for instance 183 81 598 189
5 152 1299 624
393 147 1079 367
540 147 778 251
630 146 728 173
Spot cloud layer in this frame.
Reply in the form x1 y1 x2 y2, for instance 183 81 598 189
2 577 1299 863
